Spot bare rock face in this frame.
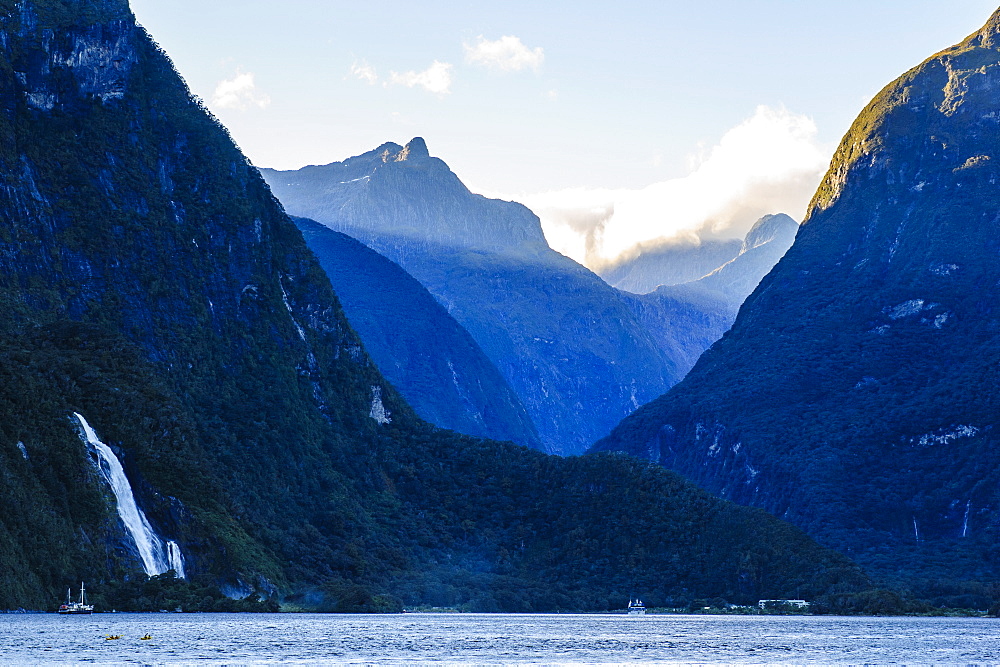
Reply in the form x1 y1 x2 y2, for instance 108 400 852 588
3 0 135 109
595 9 1000 587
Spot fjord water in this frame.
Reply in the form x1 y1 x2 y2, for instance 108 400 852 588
3 613 998 664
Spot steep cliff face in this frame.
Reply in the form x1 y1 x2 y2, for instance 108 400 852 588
264 143 699 455
293 216 542 450
0 0 406 599
0 0 869 610
596 10 1000 585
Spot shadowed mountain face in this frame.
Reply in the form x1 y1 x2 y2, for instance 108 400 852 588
0 0 869 610
595 10 1000 586
264 144 700 455
292 216 542 450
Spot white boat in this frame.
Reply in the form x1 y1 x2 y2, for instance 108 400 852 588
58 582 94 614
627 598 646 615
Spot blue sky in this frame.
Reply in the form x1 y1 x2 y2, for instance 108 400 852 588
128 0 999 265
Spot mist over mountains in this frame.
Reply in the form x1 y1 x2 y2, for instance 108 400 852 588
520 105 826 270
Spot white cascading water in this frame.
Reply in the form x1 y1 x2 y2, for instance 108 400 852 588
74 413 185 578
167 540 186 578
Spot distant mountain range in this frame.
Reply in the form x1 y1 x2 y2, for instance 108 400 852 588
687 214 799 304
596 9 1000 592
263 145 801 455
265 142 715 454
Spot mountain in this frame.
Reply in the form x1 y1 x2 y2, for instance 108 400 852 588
595 9 1000 590
619 285 738 377
263 143 700 455
601 214 797 377
0 0 868 610
598 238 742 294
689 213 799 304
292 216 542 450
262 138 549 257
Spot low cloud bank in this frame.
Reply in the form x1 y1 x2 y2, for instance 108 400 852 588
516 106 831 269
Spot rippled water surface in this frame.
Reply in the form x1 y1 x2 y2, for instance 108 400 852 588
2 612 998 665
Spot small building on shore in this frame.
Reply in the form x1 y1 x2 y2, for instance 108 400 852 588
758 599 809 611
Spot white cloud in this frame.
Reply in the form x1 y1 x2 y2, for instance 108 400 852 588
389 60 453 95
350 60 378 85
516 106 832 268
210 69 271 111
465 35 544 72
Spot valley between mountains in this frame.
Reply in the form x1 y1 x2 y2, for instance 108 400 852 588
1 0 1000 615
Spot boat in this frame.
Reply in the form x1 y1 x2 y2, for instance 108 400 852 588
628 598 646 615
58 582 94 615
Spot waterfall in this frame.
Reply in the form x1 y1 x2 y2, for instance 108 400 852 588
962 500 971 538
74 413 186 579
167 540 186 579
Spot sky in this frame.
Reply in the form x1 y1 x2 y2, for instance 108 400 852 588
128 1 999 267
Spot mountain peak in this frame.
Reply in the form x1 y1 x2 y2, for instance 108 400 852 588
397 137 430 161
742 213 798 252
